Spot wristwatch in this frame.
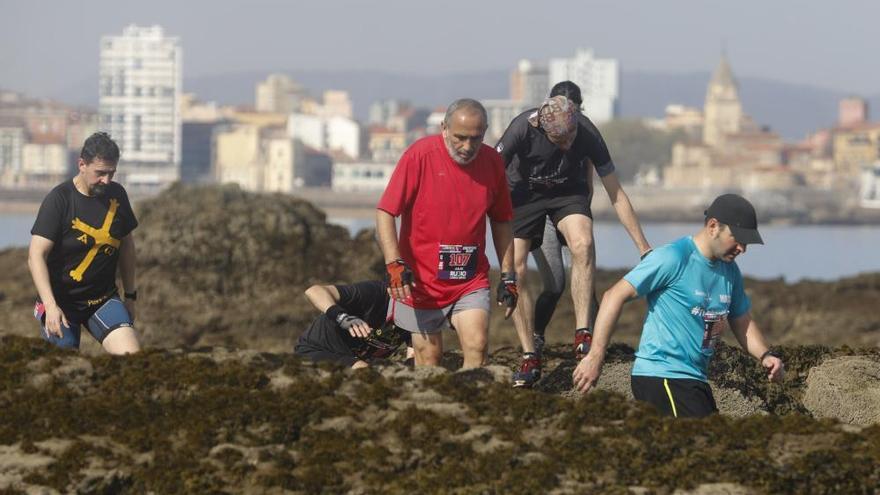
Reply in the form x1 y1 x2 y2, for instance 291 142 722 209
759 349 780 361
124 290 138 301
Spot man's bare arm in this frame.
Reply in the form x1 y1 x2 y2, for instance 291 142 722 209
376 209 411 301
572 278 638 393
489 220 515 274
600 173 651 256
28 234 67 336
119 233 137 321
304 284 341 313
730 313 785 383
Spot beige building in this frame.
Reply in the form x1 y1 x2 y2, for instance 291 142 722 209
839 97 868 128
832 123 880 178
368 126 408 163
264 130 306 193
663 56 800 191
213 124 310 193
0 94 104 189
213 124 263 191
0 122 26 187
256 74 307 114
21 141 69 186
180 93 225 123
702 55 743 147
321 90 353 119
664 104 703 135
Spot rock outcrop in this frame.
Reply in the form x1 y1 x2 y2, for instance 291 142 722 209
3 184 880 353
803 355 880 425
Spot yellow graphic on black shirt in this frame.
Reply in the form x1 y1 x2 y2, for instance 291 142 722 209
69 199 121 282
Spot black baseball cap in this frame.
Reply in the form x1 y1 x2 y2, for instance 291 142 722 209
704 194 764 245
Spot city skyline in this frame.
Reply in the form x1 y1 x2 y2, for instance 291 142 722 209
2 0 878 102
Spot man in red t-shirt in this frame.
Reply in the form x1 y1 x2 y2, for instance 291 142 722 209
376 98 517 369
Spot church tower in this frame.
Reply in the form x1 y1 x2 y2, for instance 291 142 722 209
702 54 743 146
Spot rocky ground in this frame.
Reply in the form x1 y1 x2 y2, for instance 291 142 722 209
1 336 880 494
2 184 880 493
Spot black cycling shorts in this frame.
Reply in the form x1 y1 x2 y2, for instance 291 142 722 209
631 375 718 418
512 192 591 249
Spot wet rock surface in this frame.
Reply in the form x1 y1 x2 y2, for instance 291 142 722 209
1 336 880 494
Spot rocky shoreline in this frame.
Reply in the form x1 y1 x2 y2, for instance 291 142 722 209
2 336 879 493
2 184 879 493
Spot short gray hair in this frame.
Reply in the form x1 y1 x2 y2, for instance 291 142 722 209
443 98 487 127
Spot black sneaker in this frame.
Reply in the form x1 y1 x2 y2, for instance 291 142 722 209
512 354 542 388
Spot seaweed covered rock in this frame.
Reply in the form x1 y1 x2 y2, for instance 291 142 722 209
745 272 880 347
803 356 880 425
3 335 880 494
133 183 384 349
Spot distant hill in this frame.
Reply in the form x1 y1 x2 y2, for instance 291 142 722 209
54 69 879 140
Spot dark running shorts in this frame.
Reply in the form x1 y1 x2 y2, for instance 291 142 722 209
512 192 591 249
631 375 718 418
35 296 133 349
294 339 360 368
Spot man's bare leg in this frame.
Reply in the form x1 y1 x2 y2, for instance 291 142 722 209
589 241 599 329
512 237 536 353
410 332 443 366
102 327 141 355
555 214 595 329
450 308 489 369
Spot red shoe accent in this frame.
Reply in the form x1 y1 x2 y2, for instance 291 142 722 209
574 329 593 360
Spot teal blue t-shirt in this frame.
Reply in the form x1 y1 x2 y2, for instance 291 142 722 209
624 236 751 382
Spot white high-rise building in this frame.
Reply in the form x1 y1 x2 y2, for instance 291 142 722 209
548 48 619 124
510 59 549 107
99 24 182 189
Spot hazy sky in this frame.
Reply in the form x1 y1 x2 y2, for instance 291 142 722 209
2 0 877 100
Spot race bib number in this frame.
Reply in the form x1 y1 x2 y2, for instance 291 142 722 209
701 310 727 351
438 244 478 280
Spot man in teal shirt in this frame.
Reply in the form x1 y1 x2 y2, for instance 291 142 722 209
573 194 785 417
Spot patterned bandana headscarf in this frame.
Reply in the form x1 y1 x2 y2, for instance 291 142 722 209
528 95 577 140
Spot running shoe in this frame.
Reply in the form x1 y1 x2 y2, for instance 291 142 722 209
574 328 593 360
512 354 542 388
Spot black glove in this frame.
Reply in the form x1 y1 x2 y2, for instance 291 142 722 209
496 272 518 310
326 305 366 332
336 313 366 331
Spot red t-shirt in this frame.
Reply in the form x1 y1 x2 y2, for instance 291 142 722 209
377 135 513 309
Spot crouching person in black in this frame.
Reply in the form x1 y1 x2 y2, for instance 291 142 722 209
295 280 413 368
